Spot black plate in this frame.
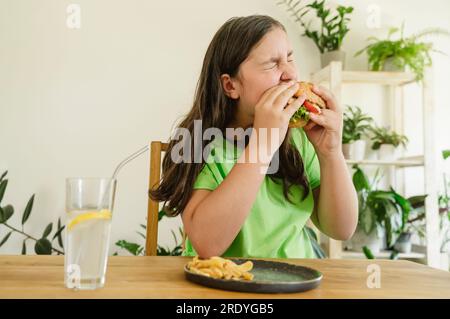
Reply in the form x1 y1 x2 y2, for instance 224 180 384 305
184 258 322 294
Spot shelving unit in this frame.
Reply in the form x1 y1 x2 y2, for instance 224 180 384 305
310 62 440 268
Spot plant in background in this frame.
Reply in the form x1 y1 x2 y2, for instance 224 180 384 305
114 210 183 256
369 125 409 150
406 150 450 253
0 171 65 255
352 165 416 248
277 0 353 53
342 105 373 144
355 25 449 80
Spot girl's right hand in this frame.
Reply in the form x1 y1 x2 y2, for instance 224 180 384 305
252 81 306 156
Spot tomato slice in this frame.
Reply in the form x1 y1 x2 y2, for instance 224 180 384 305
303 101 321 114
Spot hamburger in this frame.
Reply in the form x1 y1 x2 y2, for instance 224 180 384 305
288 82 326 128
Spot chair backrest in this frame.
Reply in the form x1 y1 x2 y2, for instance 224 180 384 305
146 141 168 256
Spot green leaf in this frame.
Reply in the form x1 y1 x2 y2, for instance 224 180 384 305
22 240 27 255
443 150 450 160
136 231 146 240
352 165 370 192
305 226 326 258
52 218 65 249
42 223 53 238
22 194 35 225
362 246 375 259
0 171 7 182
0 231 12 247
361 206 375 235
389 250 399 260
0 205 14 223
34 238 52 255
115 240 142 256
0 179 8 204
158 210 166 221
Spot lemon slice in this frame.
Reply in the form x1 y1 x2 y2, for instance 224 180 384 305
67 209 112 231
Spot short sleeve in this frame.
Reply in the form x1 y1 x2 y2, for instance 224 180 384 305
292 128 321 190
193 162 221 191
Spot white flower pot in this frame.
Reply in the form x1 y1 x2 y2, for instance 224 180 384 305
394 232 412 253
346 227 382 254
377 144 398 161
382 57 405 72
321 50 346 69
342 140 366 161
342 143 351 159
351 140 366 161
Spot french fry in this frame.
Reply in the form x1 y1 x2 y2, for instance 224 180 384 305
187 256 254 281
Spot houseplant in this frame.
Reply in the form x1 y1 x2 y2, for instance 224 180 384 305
0 171 65 255
349 165 414 253
114 210 184 256
342 105 373 160
355 25 449 80
277 0 353 68
369 125 408 160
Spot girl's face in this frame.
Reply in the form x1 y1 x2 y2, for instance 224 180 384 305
223 27 298 121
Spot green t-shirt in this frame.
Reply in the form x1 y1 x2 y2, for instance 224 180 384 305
182 128 321 259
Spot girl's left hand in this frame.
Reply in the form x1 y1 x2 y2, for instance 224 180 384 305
303 85 343 158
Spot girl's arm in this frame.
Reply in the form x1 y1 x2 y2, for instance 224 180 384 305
305 85 358 241
310 152 358 241
182 133 269 258
182 82 305 258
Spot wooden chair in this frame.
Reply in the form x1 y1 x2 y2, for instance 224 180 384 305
146 141 169 256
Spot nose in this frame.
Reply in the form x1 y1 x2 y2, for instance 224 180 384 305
280 61 297 82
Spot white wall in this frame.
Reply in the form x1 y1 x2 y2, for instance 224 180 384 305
1 0 449 255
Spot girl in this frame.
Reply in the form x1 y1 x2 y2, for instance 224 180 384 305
150 15 358 259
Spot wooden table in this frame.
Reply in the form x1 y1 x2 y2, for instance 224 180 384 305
0 256 449 298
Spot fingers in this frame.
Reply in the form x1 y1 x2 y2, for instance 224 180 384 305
261 81 296 106
303 120 317 131
283 94 306 119
311 85 340 112
308 109 337 129
272 82 300 110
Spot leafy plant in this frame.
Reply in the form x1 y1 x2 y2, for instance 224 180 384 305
0 171 65 255
406 150 450 252
305 226 326 258
352 165 416 248
369 125 408 150
277 0 353 53
114 210 183 256
355 25 449 80
342 105 373 144
363 245 399 260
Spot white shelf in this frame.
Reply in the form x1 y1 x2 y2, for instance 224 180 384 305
310 62 441 267
342 250 426 260
311 66 416 86
346 157 424 167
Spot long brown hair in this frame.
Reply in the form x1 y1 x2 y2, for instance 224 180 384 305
149 15 310 216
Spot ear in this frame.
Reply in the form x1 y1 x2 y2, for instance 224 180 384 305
220 74 240 100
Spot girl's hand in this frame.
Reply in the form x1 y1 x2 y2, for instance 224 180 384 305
303 85 343 158
253 82 306 156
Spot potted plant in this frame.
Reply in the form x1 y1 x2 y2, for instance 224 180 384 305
348 165 414 253
369 125 408 161
342 105 373 160
347 166 384 253
278 0 353 68
355 24 449 80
